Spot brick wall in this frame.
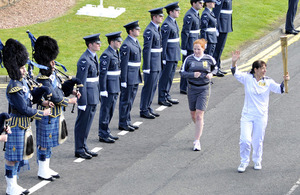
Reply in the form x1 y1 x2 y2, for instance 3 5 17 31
0 0 21 9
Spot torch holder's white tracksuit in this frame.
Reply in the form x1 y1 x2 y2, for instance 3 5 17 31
232 67 284 165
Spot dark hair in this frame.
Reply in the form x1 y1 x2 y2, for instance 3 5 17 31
250 60 267 74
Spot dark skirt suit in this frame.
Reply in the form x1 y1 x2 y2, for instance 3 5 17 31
36 72 69 149
6 79 44 161
180 54 216 111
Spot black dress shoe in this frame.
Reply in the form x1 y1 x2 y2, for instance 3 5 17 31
180 90 187 95
129 124 139 129
167 98 179 104
99 136 115 143
75 152 92 159
119 126 135 132
84 149 98 157
213 70 224 77
140 113 155 119
22 189 30 195
150 111 160 117
286 30 298 35
109 133 119 140
158 101 172 107
219 70 228 74
38 176 54 181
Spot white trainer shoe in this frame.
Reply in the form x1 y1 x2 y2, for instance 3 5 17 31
254 162 262 170
237 163 248 173
193 140 201 151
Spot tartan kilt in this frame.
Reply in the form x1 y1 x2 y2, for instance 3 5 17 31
5 126 25 161
36 115 59 148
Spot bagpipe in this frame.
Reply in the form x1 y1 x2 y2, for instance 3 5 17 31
26 30 83 113
0 112 12 151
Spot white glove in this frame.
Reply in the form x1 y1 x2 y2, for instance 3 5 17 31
162 60 166 65
181 50 187 56
143 69 150 74
78 105 86 111
216 29 219 37
121 82 127 88
100 91 108 97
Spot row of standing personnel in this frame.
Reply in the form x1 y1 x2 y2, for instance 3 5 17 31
74 0 233 159
0 0 233 193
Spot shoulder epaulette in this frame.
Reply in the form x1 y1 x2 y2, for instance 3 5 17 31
8 86 22 93
7 81 23 94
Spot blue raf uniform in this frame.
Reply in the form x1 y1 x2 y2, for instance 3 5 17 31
99 32 122 142
285 0 299 34
140 7 163 118
119 21 142 130
74 33 101 156
200 0 218 57
213 0 232 71
180 1 202 94
158 2 181 106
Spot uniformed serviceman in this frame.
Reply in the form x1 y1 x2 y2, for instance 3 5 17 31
158 2 181 107
98 32 122 143
2 38 51 195
180 0 204 94
212 0 232 76
201 0 217 56
74 33 101 159
34 36 78 181
119 21 142 131
140 7 164 119
285 0 299 35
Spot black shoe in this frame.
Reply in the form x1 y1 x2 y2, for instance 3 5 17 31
180 90 187 95
38 176 54 181
22 189 30 195
286 30 298 35
140 113 155 119
219 70 228 74
167 98 179 104
84 148 98 157
158 101 172 107
99 136 115 143
75 152 92 159
109 133 119 140
51 173 60 179
118 126 135 132
129 124 139 129
150 111 160 117
213 70 224 77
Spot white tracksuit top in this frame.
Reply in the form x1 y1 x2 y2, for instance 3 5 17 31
233 68 283 117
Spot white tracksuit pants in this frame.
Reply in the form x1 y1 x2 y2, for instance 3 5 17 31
239 114 268 165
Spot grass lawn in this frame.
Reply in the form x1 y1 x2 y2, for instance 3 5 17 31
0 0 291 75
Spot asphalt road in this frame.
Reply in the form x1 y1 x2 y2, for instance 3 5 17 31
0 38 300 195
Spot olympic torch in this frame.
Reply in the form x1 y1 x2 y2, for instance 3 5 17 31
280 36 288 93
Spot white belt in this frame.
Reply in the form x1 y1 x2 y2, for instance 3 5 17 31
205 28 217 32
86 77 98 82
151 48 162 52
128 62 141 67
107 70 121 75
220 10 233 14
189 29 200 34
167 38 180 43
